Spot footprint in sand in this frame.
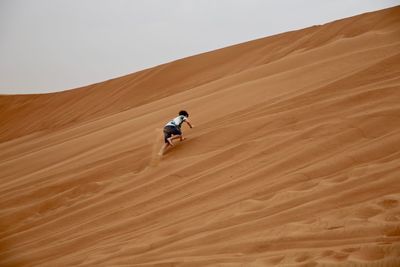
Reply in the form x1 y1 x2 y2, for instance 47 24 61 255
348 246 385 261
383 225 400 237
295 254 311 263
354 206 382 220
320 250 350 263
267 255 285 265
374 198 400 222
378 199 399 209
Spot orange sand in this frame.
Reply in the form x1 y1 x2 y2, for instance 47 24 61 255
1 6 400 267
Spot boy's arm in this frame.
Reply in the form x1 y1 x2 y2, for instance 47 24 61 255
185 119 194 128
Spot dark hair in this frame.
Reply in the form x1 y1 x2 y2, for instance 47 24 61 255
179 110 189 117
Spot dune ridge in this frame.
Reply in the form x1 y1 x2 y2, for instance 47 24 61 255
1 6 400 267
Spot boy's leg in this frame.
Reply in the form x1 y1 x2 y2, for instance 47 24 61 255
167 134 182 146
170 134 183 141
158 143 169 156
167 136 175 146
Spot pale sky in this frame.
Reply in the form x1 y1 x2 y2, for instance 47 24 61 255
0 0 399 94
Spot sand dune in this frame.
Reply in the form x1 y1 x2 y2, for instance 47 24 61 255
1 6 400 267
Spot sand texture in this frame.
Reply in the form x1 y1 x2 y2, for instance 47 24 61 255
1 6 400 267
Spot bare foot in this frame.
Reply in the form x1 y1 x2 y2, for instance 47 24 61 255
180 137 186 141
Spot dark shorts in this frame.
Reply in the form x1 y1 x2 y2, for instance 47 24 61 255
163 125 181 143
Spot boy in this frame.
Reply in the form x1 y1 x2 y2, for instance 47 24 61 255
159 110 193 155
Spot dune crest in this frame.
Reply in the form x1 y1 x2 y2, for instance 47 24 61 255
1 6 400 267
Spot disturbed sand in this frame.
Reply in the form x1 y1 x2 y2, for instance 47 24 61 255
1 6 400 267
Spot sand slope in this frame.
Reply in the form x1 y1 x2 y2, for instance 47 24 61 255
1 6 400 267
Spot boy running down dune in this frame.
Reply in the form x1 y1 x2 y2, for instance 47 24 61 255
159 110 193 156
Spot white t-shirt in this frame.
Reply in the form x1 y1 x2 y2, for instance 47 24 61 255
165 115 187 128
